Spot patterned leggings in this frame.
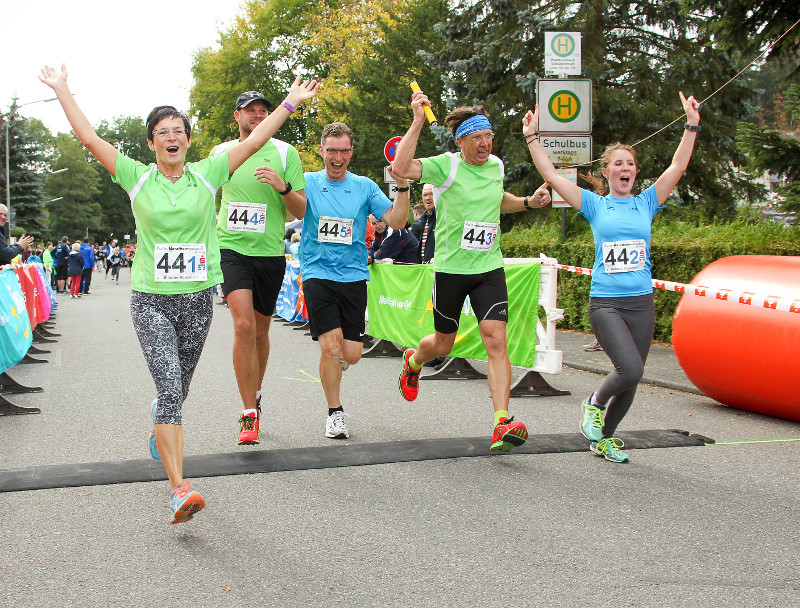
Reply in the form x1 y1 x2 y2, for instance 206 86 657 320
130 289 213 425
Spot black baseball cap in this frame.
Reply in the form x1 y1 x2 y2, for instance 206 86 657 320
235 91 272 111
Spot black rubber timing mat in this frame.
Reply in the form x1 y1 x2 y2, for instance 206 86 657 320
0 429 713 493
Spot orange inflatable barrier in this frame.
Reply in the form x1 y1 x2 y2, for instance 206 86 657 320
672 255 800 421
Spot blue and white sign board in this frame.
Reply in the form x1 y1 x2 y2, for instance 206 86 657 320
545 32 582 76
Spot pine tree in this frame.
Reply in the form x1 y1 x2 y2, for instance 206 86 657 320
428 0 758 224
1 108 48 238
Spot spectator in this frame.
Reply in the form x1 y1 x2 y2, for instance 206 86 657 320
284 228 296 255
413 203 425 222
67 242 84 298
367 215 388 259
42 241 55 287
54 236 70 293
368 226 419 264
80 237 95 294
411 183 436 264
289 232 301 258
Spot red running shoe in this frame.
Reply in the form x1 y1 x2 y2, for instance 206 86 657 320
399 348 421 401
490 416 529 452
237 410 260 445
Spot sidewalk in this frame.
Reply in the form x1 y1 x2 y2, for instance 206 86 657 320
556 329 702 395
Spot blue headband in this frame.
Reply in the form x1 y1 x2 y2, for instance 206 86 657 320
455 115 492 139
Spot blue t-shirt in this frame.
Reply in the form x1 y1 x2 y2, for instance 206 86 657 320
300 171 393 282
579 184 662 297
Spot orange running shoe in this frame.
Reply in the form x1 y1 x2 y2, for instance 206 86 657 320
169 481 205 524
490 416 529 452
398 348 421 401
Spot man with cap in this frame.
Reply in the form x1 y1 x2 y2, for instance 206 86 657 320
209 90 307 446
392 89 551 453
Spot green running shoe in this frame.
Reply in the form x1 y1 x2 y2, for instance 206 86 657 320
580 396 604 442
590 437 629 463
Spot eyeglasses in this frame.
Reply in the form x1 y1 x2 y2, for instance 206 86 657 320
323 146 353 155
153 128 187 138
469 132 494 143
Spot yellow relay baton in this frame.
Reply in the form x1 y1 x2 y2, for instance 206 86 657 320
409 80 438 126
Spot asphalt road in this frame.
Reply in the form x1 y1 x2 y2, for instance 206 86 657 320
1 267 798 607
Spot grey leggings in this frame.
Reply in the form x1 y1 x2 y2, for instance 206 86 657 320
589 293 655 437
130 289 213 425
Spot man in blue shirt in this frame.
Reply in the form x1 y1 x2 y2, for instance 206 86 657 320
297 122 410 439
79 237 95 294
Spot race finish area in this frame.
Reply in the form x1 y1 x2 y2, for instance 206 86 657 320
0 429 712 493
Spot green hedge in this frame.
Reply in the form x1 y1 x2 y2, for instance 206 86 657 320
500 218 800 342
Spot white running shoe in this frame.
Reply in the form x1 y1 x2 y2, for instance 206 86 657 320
325 411 350 439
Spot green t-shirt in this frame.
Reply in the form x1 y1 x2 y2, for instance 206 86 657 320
42 249 53 266
419 152 505 275
210 138 305 257
111 151 229 294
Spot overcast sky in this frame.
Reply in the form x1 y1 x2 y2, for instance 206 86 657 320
2 0 245 134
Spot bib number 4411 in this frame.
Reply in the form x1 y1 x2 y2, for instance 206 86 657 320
153 243 208 282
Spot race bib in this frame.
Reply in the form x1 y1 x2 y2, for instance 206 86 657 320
153 243 207 282
460 221 499 251
317 216 354 245
226 202 266 233
602 239 647 273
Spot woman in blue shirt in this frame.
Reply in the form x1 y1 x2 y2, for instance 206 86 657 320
523 92 701 463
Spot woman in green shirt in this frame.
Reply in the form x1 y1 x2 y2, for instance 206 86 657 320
40 63 319 524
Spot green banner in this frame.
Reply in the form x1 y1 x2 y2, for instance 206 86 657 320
366 262 541 367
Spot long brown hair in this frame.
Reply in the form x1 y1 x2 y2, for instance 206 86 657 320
581 142 637 195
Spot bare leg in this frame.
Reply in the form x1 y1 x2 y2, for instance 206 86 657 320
479 319 511 413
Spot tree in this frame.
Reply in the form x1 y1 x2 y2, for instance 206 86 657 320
686 1 800 221
1 109 49 238
685 0 800 80
190 0 326 157
737 84 800 221
428 0 758 226
308 0 452 183
45 133 103 241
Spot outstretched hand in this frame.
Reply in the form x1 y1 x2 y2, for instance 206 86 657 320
285 76 321 108
522 106 540 136
38 64 68 91
680 91 700 125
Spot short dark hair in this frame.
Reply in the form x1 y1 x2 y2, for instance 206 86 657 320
83 237 89 243
146 106 191 142
444 105 489 137
320 122 353 147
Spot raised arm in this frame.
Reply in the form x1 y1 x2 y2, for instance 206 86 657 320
39 65 119 175
391 90 428 182
523 106 583 211
227 77 320 175
381 167 411 229
654 91 701 205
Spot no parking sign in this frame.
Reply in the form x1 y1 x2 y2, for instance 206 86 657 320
384 136 402 163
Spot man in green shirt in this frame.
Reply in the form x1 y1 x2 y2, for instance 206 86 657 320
392 87 550 453
210 91 308 446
